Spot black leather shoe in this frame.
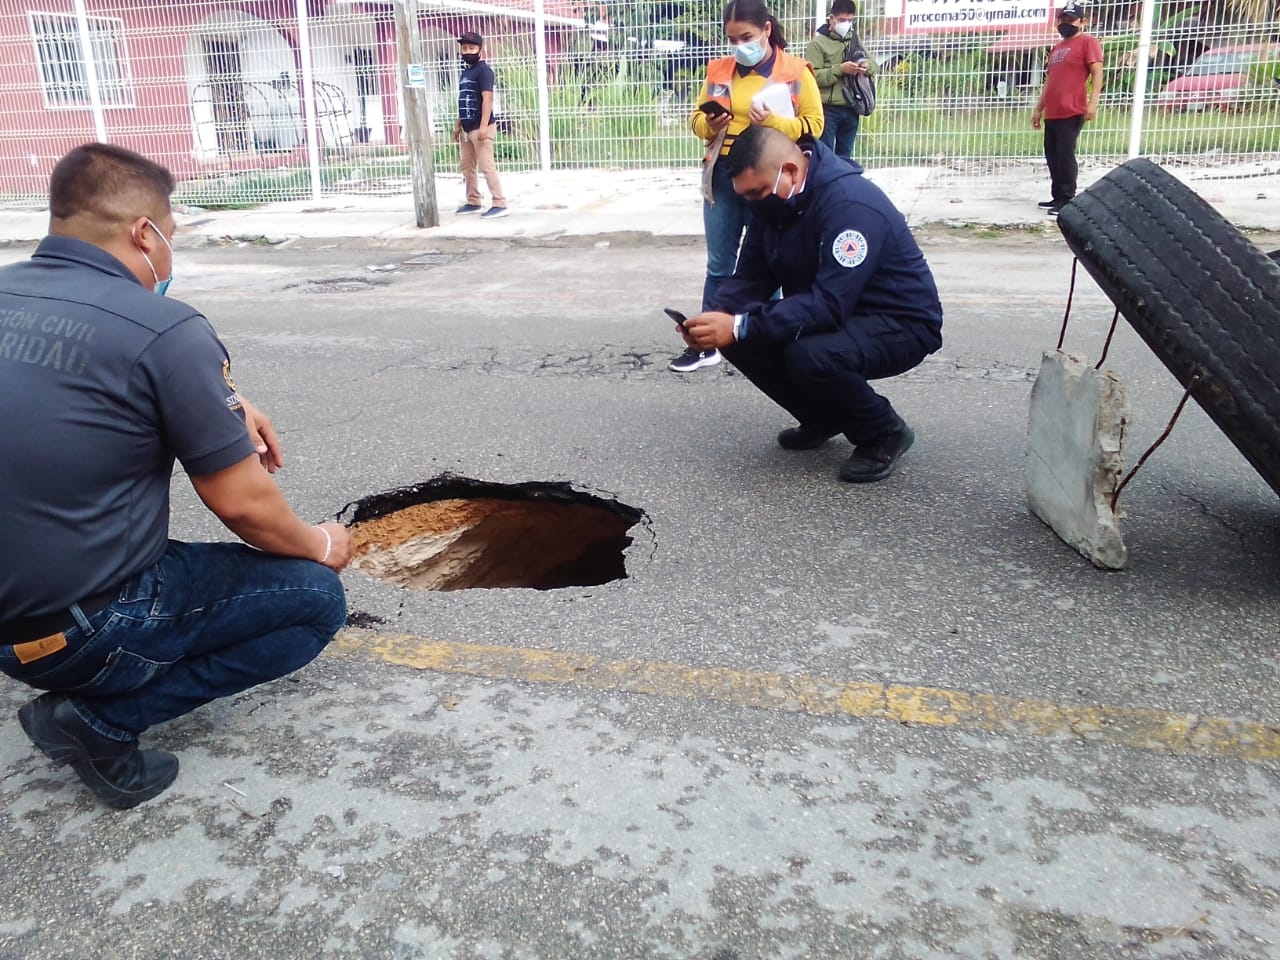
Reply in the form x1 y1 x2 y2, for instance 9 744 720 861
838 419 915 483
17 694 178 809
777 424 840 450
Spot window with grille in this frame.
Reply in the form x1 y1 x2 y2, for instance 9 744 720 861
28 11 133 108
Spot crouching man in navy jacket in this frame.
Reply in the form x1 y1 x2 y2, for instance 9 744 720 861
681 125 943 482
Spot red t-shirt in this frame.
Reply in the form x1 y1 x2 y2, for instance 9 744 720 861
1042 33 1103 120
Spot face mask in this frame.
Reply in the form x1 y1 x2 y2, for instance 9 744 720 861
748 166 800 225
135 218 173 296
461 53 480 66
833 20 853 38
732 40 766 67
1057 23 1080 38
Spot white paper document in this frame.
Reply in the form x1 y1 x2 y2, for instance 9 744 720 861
750 83 794 118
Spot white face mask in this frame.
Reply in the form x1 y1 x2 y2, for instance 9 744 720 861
832 20 853 38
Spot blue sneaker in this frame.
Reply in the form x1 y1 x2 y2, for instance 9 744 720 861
455 203 482 215
480 206 509 219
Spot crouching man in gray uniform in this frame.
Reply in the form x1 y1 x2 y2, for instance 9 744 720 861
0 144 354 809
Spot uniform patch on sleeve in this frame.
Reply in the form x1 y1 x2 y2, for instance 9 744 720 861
832 229 869 268
222 358 242 410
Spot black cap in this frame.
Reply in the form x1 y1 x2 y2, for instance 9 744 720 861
1058 2 1086 19
458 30 483 46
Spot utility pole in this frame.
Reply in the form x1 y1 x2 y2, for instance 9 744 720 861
393 0 438 228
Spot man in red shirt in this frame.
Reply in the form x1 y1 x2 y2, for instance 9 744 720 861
1032 2 1104 216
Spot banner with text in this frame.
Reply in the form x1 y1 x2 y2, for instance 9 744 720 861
895 0 1055 32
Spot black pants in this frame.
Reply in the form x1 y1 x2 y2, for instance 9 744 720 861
721 313 941 445
1043 115 1085 205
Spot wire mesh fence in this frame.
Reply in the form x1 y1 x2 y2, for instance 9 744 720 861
0 0 1276 206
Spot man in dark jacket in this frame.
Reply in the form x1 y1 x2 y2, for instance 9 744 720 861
680 125 943 483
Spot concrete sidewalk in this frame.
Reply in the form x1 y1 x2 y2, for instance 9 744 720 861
2 161 1277 245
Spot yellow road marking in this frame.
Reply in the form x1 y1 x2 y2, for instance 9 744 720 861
330 630 1280 763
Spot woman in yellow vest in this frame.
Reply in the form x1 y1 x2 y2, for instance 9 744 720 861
670 0 823 373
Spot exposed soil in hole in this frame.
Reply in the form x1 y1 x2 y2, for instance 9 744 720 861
339 475 644 591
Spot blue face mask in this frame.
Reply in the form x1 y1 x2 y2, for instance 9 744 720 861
732 39 766 67
136 217 174 296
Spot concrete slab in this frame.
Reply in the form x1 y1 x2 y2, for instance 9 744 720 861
1026 351 1130 569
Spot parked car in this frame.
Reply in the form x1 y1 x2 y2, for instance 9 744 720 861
1157 43 1279 111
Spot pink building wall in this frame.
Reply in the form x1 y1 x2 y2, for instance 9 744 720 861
0 0 581 197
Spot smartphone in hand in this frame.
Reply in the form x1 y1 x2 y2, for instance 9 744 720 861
664 308 689 331
698 101 730 119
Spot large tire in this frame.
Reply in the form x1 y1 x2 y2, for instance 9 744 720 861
1057 157 1280 498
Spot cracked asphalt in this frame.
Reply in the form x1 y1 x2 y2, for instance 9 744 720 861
0 228 1277 960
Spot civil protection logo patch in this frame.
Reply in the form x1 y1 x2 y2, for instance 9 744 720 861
832 229 868 268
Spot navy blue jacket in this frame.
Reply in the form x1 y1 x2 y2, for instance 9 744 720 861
710 137 943 343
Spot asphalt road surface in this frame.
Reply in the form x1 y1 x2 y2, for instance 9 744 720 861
1 229 1277 960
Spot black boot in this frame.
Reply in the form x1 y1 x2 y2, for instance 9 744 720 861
18 693 178 809
777 424 840 450
838 418 915 483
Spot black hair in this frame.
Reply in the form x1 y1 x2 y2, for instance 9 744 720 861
49 142 174 222
829 0 857 16
724 124 782 178
722 0 788 50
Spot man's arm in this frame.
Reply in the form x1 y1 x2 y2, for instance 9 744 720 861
190 455 353 572
480 89 493 128
707 225 783 313
240 396 284 473
1085 59 1104 121
739 202 891 343
806 38 841 89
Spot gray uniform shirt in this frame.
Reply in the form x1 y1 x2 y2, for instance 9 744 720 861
0 236 255 618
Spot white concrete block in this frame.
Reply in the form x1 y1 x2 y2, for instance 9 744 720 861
1026 351 1130 570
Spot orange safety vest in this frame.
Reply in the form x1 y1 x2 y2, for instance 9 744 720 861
704 49 815 150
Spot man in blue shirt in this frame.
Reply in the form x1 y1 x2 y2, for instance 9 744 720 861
0 143 354 808
681 125 943 483
452 30 508 219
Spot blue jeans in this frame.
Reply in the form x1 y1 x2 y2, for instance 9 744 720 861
702 159 753 310
0 541 346 741
722 313 942 444
820 104 861 159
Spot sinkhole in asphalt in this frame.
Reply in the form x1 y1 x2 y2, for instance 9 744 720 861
340 475 645 591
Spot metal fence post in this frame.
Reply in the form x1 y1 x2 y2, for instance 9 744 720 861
533 0 552 171
71 0 106 143
294 0 324 200
1127 0 1156 159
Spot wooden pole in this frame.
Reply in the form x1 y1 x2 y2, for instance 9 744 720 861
393 0 438 228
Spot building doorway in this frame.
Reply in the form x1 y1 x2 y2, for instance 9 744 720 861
203 37 249 154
